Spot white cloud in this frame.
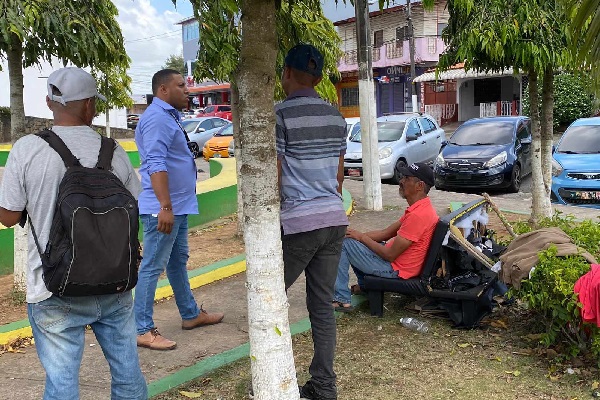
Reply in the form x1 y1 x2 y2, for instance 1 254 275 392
114 0 185 94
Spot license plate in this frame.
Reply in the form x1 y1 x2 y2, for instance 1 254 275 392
348 168 361 177
570 190 600 200
213 153 221 158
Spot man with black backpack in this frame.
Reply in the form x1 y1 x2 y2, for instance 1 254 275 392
0 67 147 399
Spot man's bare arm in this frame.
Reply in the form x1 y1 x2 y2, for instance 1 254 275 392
0 208 22 228
337 154 344 196
346 226 412 262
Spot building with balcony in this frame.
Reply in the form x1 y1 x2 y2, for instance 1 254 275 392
177 17 231 108
334 1 449 118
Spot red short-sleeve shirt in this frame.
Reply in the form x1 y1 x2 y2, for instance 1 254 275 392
385 197 439 279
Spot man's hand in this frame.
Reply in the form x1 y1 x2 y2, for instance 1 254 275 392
157 209 174 234
345 227 364 242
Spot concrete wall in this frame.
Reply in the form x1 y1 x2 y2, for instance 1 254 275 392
0 116 135 142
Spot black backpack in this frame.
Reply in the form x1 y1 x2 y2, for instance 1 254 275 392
29 130 140 296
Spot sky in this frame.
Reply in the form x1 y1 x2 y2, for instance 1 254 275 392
119 0 393 94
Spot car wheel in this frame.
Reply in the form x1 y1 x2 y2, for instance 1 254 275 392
392 159 407 184
508 164 521 193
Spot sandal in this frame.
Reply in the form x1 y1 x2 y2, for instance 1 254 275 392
351 284 365 295
332 301 354 313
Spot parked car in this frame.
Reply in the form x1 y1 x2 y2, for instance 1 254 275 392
127 114 140 129
197 104 232 121
551 117 600 208
203 123 234 161
344 113 444 183
434 116 532 193
228 137 235 157
345 117 361 141
181 117 230 154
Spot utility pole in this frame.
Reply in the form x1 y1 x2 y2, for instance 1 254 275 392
407 0 418 112
355 0 382 211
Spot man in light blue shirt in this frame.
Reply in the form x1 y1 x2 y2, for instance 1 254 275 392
134 69 224 351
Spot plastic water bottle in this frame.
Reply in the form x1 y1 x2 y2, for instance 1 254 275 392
399 317 430 333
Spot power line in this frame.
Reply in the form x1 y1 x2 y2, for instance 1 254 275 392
125 30 180 44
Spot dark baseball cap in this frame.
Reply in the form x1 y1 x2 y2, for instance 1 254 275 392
284 44 324 77
396 162 435 186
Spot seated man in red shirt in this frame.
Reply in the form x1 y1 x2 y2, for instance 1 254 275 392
333 162 439 311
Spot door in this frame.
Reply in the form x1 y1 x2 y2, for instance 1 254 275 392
403 118 426 163
418 116 443 162
516 120 532 174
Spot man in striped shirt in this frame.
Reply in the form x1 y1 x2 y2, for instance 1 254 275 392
276 44 348 400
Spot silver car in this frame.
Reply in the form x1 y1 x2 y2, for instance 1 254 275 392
344 113 444 183
181 117 231 155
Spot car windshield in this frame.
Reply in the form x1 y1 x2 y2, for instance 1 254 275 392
181 120 199 134
350 121 405 142
556 125 600 154
449 122 514 145
215 124 233 136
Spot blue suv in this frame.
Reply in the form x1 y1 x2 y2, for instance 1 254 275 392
551 117 600 208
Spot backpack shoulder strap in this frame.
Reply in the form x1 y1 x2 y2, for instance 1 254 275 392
96 136 116 170
36 129 81 167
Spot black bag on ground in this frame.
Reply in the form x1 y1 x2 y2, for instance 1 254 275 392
31 130 140 296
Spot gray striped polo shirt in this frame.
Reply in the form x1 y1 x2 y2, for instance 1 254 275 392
275 88 349 235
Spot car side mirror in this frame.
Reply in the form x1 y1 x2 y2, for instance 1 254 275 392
552 145 556 153
196 127 206 133
406 133 418 142
440 139 448 149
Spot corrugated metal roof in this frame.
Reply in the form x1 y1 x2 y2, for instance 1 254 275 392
413 68 516 82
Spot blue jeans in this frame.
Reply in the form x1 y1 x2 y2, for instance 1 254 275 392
333 238 398 304
28 293 147 400
134 214 200 335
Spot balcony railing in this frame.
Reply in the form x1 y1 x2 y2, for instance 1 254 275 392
373 46 381 62
386 42 403 59
344 50 357 65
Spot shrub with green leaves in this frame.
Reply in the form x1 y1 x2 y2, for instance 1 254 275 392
522 73 594 129
511 213 600 360
0 106 9 117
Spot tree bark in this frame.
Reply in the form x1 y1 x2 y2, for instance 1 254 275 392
230 83 244 237
7 34 28 291
7 34 26 143
237 0 298 398
528 71 552 226
355 0 382 211
540 67 554 208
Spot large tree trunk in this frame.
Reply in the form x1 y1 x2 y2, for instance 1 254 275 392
7 34 28 292
230 83 244 237
528 71 552 226
7 35 26 143
540 67 554 208
355 0 382 211
237 0 298 398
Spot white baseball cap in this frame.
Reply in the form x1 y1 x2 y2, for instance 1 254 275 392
47 67 107 105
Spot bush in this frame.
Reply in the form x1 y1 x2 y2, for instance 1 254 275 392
511 213 600 361
0 106 9 117
522 73 594 130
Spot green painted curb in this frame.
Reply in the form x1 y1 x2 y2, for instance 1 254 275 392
0 151 8 167
0 229 13 275
0 317 30 334
148 297 366 397
127 151 141 168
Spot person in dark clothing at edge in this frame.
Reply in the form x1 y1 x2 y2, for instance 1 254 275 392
275 44 348 400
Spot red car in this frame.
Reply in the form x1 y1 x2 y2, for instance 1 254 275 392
197 104 232 121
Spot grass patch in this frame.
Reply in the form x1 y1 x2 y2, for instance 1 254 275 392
152 296 593 400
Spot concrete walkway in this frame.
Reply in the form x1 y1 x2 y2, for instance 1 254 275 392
2 179 600 399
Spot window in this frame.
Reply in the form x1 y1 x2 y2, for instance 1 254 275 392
419 117 437 133
218 105 231 112
341 87 359 107
437 23 448 37
373 30 383 48
199 120 213 130
183 21 199 42
517 123 530 141
213 119 227 127
396 26 409 44
204 106 215 113
405 119 422 137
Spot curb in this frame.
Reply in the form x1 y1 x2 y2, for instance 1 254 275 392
148 296 366 398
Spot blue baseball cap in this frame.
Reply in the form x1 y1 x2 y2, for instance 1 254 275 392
284 44 324 77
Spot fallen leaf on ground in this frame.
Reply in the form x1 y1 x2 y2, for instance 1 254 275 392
457 343 471 348
490 320 508 329
592 381 599 390
505 370 521 377
179 390 203 398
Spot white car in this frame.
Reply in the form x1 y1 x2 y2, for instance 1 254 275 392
344 113 444 183
181 117 231 156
